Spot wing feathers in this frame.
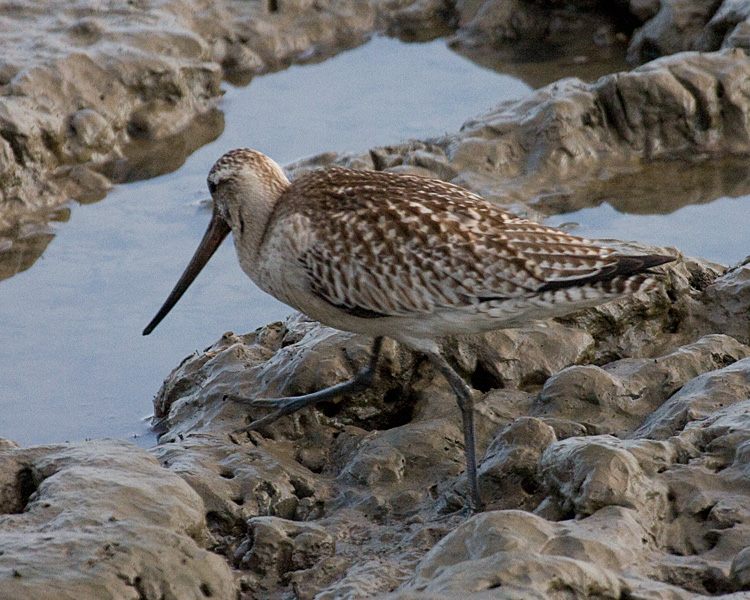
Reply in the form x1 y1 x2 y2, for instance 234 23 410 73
284 167 672 319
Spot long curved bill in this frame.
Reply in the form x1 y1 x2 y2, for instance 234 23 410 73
143 209 231 335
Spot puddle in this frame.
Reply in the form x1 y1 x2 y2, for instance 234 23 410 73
542 157 750 265
0 36 533 447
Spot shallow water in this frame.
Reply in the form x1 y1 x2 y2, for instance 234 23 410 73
542 157 750 266
0 37 532 447
3 35 748 449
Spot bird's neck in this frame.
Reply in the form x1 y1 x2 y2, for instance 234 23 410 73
232 177 290 276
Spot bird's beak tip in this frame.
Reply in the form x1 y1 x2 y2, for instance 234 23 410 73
142 210 231 337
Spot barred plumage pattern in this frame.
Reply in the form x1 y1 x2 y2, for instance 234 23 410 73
256 161 668 333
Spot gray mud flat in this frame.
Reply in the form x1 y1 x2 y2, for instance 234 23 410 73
4 1 750 599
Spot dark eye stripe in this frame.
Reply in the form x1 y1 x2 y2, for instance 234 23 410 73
207 180 218 194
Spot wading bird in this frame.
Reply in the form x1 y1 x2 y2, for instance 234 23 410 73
144 148 673 511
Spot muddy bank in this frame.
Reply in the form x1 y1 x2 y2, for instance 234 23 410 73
0 438 236 599
6 250 750 599
143 247 750 600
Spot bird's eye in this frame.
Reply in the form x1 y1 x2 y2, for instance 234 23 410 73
207 180 218 194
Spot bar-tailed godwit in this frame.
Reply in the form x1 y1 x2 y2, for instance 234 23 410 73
144 148 673 511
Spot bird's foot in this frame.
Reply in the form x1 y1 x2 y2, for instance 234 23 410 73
228 393 323 435
229 337 384 436
230 396 303 409
435 491 481 521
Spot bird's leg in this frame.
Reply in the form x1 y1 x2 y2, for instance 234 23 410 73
422 350 483 512
231 337 383 433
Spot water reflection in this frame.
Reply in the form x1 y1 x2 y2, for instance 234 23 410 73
0 207 70 283
534 157 750 216
103 110 225 184
542 156 750 266
449 27 631 89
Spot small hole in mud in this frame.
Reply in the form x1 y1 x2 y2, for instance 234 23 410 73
592 351 623 366
290 478 315 499
219 469 235 479
704 530 721 551
663 307 680 334
639 39 662 62
4 468 38 514
471 363 503 393
689 270 715 291
200 582 213 597
710 352 737 368
518 370 549 392
697 505 714 522
701 569 725 594
519 473 540 495
205 511 245 538
232 496 245 506
267 0 279 12
380 387 415 429
666 545 685 557
319 386 414 431
126 118 149 139
17 469 36 500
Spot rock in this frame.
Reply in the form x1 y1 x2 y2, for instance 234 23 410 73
649 401 750 593
397 508 649 599
702 258 750 345
730 546 750 590
152 431 331 525
477 417 556 510
539 334 750 436
539 435 669 522
453 49 750 196
627 0 722 62
236 516 335 577
0 438 235 599
633 356 750 440
450 322 595 392
700 0 750 51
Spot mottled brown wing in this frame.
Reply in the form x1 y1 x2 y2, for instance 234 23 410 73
293 167 621 318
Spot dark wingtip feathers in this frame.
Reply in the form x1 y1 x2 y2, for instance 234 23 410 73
539 253 675 293
611 254 675 274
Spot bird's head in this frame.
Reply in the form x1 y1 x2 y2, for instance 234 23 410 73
207 148 290 233
143 148 290 335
